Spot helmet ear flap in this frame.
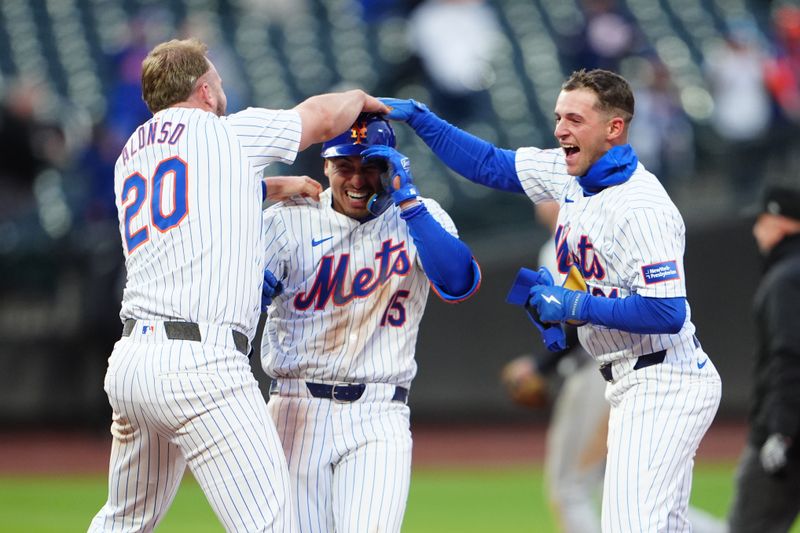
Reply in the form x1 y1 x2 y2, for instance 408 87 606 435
365 160 395 216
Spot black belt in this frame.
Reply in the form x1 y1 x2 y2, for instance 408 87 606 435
269 380 409 404
122 319 249 355
599 349 667 382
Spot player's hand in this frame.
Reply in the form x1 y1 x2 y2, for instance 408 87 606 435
261 268 283 312
361 146 419 208
362 92 391 114
264 176 322 202
506 267 567 351
760 433 791 475
379 98 430 122
500 355 550 408
528 284 589 324
507 266 555 306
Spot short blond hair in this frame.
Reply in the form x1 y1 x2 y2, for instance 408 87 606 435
141 39 210 114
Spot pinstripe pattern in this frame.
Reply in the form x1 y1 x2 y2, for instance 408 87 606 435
116 107 301 340
90 326 295 532
262 190 457 386
515 146 722 532
267 389 412 533
91 107 302 532
602 356 721 532
517 147 695 364
260 190 456 532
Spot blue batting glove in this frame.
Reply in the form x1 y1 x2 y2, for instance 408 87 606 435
506 267 566 351
261 268 283 311
361 145 418 206
533 317 568 352
537 266 555 286
506 267 553 306
379 98 430 122
528 285 589 324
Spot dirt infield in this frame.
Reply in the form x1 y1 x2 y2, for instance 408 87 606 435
0 421 746 475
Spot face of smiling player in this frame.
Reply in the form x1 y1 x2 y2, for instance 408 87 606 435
553 87 625 177
325 156 385 219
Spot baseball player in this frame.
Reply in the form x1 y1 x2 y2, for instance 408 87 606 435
383 68 722 532
259 114 481 533
502 201 726 533
88 38 388 532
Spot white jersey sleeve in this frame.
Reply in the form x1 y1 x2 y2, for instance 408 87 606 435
262 204 296 282
614 206 687 298
515 147 573 203
224 108 302 174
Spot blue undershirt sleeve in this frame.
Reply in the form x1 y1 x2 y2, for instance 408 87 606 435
407 111 523 193
400 203 480 301
582 294 686 334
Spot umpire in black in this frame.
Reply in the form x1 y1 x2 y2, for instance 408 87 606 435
728 185 800 532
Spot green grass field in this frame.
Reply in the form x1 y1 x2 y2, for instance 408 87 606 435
0 463 793 532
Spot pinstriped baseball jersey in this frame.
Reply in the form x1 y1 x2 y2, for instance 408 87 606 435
514 145 721 533
260 188 463 533
91 106 303 532
260 189 459 386
515 146 697 365
116 106 301 339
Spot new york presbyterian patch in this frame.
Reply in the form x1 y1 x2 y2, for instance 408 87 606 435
642 260 680 284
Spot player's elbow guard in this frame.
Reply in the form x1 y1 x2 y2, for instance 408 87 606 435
430 258 482 304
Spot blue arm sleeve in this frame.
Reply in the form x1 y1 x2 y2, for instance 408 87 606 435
583 294 686 334
407 111 523 193
400 203 480 301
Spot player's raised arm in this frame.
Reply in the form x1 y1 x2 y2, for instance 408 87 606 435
263 175 322 202
294 90 390 151
362 145 481 302
380 98 523 193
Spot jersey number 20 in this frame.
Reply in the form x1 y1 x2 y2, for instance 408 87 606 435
121 157 188 254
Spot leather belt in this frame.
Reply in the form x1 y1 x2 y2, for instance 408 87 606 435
269 380 409 404
599 349 667 382
122 319 249 355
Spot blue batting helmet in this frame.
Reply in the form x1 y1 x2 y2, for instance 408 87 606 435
321 113 396 158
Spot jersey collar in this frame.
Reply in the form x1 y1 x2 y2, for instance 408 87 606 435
577 144 638 196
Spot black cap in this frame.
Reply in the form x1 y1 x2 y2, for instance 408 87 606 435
759 186 800 221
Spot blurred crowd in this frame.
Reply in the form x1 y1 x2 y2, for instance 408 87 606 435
0 0 799 426
0 3 789 220
2 0 799 238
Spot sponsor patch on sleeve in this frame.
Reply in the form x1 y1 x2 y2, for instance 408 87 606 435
642 260 680 284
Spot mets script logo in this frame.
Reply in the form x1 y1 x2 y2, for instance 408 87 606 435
555 225 606 281
294 239 411 310
350 121 369 143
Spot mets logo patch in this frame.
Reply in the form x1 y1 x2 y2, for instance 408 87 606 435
642 260 680 284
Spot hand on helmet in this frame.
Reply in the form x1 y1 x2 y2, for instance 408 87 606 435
362 146 418 208
379 98 430 122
